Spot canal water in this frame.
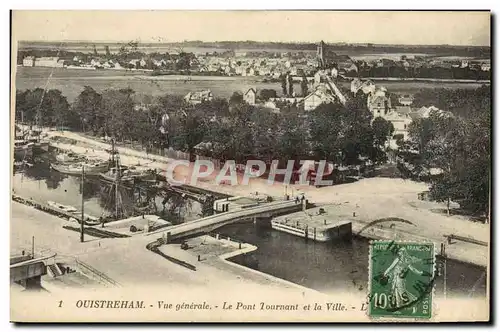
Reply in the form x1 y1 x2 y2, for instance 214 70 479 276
12 154 487 299
12 152 203 223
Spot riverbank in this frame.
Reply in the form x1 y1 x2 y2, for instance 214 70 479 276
44 130 489 267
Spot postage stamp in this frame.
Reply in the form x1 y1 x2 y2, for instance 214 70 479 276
368 241 436 319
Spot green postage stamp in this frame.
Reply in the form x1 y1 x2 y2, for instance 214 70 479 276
368 241 435 319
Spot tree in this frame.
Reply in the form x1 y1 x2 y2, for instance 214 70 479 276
371 117 394 163
229 92 243 105
309 100 376 165
300 75 309 97
288 74 294 97
259 89 277 101
15 88 72 128
372 117 394 147
281 75 287 96
251 108 280 163
276 108 309 163
100 89 136 140
72 86 103 134
405 86 491 217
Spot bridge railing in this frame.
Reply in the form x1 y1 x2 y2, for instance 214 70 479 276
75 258 121 287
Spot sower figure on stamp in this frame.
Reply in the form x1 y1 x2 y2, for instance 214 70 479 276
380 247 428 308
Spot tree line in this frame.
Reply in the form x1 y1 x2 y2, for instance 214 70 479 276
15 87 395 168
347 65 490 81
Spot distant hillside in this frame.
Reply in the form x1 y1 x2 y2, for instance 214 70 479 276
18 40 491 58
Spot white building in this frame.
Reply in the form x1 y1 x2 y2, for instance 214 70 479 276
32 57 64 68
244 88 257 105
22 56 35 67
184 90 214 105
303 85 336 111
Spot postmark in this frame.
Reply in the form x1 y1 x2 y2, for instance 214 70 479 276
368 241 435 319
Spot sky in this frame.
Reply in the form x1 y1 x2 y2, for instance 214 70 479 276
12 11 491 46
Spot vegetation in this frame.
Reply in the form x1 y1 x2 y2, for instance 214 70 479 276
399 86 490 217
16 86 395 169
16 83 491 217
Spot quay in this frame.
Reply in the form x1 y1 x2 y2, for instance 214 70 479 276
12 194 171 238
11 201 314 295
11 194 99 225
271 206 352 242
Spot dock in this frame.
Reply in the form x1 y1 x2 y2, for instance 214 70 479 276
271 206 353 242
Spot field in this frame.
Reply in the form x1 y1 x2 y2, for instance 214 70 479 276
15 67 487 102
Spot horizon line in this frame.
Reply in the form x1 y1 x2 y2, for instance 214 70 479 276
17 39 491 48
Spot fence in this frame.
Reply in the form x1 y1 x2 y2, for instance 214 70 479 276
75 258 121 287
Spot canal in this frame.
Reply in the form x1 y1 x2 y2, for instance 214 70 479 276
12 153 487 299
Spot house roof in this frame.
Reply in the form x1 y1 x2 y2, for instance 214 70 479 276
409 112 423 121
394 106 412 115
369 95 388 106
245 88 257 96
304 87 336 104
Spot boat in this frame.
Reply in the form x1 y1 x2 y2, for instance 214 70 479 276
100 166 156 183
48 201 101 226
14 140 34 160
55 151 85 163
27 137 50 154
50 160 110 176
47 201 79 213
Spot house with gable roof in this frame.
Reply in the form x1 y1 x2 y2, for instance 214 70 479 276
244 88 257 105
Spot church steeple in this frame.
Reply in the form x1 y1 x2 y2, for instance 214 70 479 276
317 40 326 68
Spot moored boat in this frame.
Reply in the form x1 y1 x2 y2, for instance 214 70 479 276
100 166 156 183
47 201 79 213
31 140 50 154
48 201 101 226
55 151 85 163
50 160 110 176
14 140 34 160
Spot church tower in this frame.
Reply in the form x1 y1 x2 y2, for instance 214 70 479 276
317 40 326 68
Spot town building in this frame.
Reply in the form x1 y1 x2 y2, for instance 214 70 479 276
22 56 35 67
481 63 491 71
184 90 214 105
384 110 413 149
367 88 391 117
350 78 376 95
398 95 414 106
244 88 257 105
34 57 64 68
303 85 336 111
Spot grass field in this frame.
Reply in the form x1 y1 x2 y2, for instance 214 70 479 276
15 67 486 102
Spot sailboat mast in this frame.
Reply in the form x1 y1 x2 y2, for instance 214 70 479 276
115 155 120 218
111 139 115 164
80 165 85 243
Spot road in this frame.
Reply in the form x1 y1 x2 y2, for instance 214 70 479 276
10 201 311 293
